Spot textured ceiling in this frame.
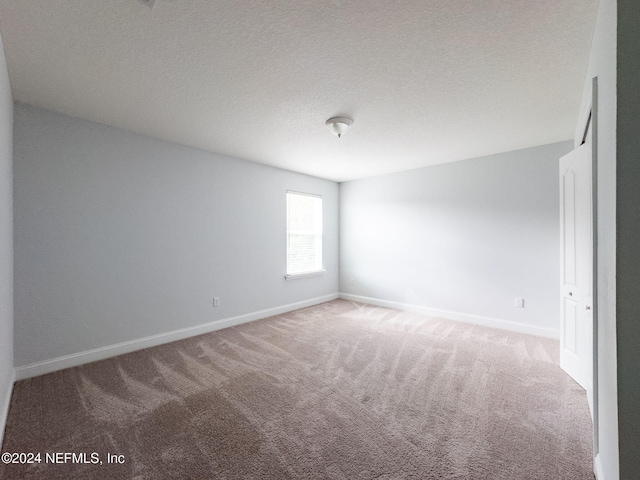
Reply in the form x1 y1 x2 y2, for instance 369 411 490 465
0 0 598 182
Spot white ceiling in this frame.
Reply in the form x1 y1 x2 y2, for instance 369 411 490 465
0 0 598 182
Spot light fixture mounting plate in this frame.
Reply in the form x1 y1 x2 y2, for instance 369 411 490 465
325 116 354 138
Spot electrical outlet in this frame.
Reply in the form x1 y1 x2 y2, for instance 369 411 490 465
515 298 525 308
213 297 220 307
350 277 356 285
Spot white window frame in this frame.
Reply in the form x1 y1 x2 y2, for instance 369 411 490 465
285 191 325 279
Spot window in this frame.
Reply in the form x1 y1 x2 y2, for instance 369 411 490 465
286 191 324 278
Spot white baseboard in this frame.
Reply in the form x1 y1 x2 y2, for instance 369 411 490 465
594 454 605 480
339 293 559 339
15 294 339 381
0 368 16 449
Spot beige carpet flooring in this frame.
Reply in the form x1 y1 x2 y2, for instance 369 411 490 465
1 300 593 479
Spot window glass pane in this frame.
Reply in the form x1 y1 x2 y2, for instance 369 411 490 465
286 192 322 275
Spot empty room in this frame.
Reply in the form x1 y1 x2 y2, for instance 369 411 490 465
0 0 639 479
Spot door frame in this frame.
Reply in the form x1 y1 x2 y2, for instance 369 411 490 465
589 77 599 456
575 77 599 456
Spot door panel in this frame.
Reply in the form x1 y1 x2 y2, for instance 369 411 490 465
559 143 592 397
563 298 577 353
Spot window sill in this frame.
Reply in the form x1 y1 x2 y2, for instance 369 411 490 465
284 270 326 280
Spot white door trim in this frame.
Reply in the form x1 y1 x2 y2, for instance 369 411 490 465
589 76 599 456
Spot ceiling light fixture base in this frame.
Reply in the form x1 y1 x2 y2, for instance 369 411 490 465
325 116 353 138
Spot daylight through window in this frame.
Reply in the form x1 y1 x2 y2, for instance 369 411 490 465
286 191 323 277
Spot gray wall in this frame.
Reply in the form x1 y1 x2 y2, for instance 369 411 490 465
0 31 13 446
576 0 619 477
13 103 339 367
616 0 640 476
340 141 571 333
